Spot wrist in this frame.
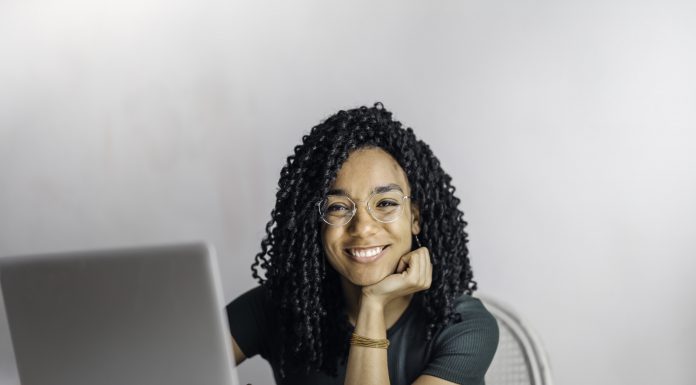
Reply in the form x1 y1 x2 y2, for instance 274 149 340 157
354 295 387 340
359 292 386 312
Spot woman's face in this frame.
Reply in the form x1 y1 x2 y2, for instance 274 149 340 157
321 147 420 287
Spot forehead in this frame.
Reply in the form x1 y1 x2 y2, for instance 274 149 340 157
330 147 410 195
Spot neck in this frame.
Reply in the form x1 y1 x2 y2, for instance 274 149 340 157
340 278 414 329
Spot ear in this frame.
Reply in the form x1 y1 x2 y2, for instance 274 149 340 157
410 202 421 235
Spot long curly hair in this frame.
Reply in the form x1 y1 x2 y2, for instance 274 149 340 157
251 102 475 377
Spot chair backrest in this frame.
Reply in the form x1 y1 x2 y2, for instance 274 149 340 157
477 296 553 385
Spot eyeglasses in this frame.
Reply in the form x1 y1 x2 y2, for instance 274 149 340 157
317 190 411 226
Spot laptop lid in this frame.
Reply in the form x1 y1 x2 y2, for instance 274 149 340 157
0 242 238 385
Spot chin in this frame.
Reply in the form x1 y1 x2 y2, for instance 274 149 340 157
349 271 389 287
351 278 379 287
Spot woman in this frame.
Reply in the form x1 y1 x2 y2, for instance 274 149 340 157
226 103 498 385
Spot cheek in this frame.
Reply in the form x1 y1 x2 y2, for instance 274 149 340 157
387 223 415 253
390 220 414 239
321 228 343 256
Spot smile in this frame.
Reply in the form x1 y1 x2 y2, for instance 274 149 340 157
344 245 389 263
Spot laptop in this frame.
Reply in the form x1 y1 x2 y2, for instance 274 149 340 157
0 242 239 385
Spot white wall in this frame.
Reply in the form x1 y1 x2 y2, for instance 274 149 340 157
1 1 695 384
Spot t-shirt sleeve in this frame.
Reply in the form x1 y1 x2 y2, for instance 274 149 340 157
225 285 273 359
421 297 499 385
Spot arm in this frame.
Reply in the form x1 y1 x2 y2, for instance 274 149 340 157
346 299 458 385
231 336 247 365
345 247 455 385
225 286 269 368
411 375 459 385
418 300 499 385
344 296 388 385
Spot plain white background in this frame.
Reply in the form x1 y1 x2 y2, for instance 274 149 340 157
1 1 695 384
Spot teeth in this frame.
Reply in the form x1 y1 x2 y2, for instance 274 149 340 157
348 246 384 258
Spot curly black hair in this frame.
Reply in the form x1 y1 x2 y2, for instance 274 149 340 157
251 102 475 377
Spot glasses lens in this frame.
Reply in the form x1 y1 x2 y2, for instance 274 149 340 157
320 195 354 225
368 191 405 223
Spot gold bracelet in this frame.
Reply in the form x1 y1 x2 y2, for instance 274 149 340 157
350 333 390 349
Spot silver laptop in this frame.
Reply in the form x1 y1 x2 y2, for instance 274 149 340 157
0 242 239 385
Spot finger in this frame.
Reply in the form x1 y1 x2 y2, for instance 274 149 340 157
425 251 432 289
423 253 429 287
395 257 407 274
419 252 426 287
416 248 430 289
396 252 412 274
405 251 420 284
397 250 417 274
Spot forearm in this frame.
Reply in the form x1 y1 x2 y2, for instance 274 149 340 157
344 299 390 385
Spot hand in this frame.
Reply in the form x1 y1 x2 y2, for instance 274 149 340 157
361 247 432 307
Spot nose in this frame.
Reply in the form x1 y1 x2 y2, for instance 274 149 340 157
347 203 379 237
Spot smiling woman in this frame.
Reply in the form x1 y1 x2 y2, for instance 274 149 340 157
226 103 499 385
322 148 420 288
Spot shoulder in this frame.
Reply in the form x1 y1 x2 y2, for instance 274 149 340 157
437 293 499 347
453 294 498 326
227 285 268 306
421 293 499 384
225 285 276 359
226 285 271 317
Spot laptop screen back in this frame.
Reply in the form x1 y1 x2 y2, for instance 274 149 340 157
0 242 238 385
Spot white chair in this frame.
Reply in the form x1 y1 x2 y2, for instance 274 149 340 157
478 296 553 385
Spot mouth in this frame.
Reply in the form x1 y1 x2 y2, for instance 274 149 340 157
343 245 389 263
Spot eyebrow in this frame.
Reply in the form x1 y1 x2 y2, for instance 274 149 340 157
328 183 404 196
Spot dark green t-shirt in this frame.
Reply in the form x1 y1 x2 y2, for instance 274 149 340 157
226 286 498 385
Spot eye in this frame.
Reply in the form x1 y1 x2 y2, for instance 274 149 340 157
327 203 351 212
375 199 400 208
